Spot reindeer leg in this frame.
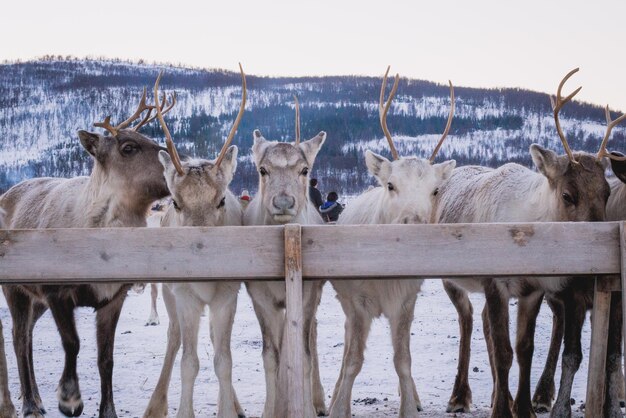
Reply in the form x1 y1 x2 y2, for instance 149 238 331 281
208 286 244 418
443 280 473 413
328 301 372 418
389 294 420 418
0 309 15 418
143 284 181 418
95 292 126 418
302 281 326 416
328 312 349 414
146 284 160 326
29 302 47 413
246 284 284 418
175 294 202 418
603 292 622 418
533 295 564 412
47 295 83 418
513 292 542 418
4 287 42 418
551 285 587 418
483 280 513 418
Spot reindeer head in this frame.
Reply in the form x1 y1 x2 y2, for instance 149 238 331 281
252 128 326 224
530 68 626 222
370 66 456 224
156 65 246 226
77 129 171 207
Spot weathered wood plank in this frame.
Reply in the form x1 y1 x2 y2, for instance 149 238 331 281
585 276 612 418
302 222 620 278
283 224 305 418
0 222 620 283
0 226 284 283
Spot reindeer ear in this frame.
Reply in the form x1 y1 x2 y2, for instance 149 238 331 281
219 145 238 183
365 150 391 184
78 130 100 157
610 151 626 184
530 144 561 181
158 150 176 174
252 130 269 166
434 159 456 181
299 131 326 165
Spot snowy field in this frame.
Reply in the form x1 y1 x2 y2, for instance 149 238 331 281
0 279 593 418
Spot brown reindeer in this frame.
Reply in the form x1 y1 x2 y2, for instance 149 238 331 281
0 80 175 418
437 68 625 418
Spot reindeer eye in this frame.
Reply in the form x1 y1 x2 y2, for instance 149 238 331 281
562 192 575 205
259 167 268 176
217 197 226 208
301 167 309 176
433 188 439 196
173 200 181 211
387 183 395 191
121 143 138 156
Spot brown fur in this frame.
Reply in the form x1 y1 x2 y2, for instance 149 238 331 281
0 128 169 418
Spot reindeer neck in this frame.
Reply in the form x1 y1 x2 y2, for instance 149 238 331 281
81 166 149 228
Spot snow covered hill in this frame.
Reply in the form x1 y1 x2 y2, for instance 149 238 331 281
0 58 624 197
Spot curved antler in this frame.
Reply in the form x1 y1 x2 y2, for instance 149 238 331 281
294 95 301 145
429 80 455 162
550 68 582 164
379 66 400 160
597 105 626 161
154 71 185 176
215 63 247 167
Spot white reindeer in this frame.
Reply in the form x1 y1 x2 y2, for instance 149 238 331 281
0 79 175 418
328 67 456 418
435 68 625 418
243 97 327 418
142 66 246 418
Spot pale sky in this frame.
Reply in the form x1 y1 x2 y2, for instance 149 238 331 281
2 0 625 111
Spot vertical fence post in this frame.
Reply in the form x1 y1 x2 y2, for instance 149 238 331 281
621 221 626 404
284 224 304 417
585 275 612 418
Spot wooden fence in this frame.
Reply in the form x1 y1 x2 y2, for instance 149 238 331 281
0 221 624 417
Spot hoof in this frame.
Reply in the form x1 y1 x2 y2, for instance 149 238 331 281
315 407 327 416
446 403 471 413
416 403 423 412
58 397 84 417
23 407 45 418
533 401 551 413
145 315 160 326
238 415 246 418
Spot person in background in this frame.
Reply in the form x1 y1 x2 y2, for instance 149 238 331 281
319 191 343 222
309 178 323 212
240 189 251 209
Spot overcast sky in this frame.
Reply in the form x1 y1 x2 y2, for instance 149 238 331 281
2 0 624 111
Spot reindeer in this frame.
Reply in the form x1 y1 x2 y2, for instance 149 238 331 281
435 68 625 418
243 97 327 418
0 78 176 418
529 121 626 415
327 67 456 418
142 66 246 418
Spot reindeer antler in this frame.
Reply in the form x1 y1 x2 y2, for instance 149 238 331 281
130 91 177 132
154 71 185 176
94 88 155 136
596 105 626 161
294 95 301 145
215 63 247 167
550 68 582 164
379 66 400 160
429 81 455 162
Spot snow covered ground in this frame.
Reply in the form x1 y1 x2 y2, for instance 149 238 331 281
0 279 593 418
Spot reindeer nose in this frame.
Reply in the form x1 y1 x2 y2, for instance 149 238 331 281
273 195 295 211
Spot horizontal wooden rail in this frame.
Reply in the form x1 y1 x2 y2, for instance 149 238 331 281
0 222 620 284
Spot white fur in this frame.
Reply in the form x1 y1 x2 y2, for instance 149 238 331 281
328 151 456 418
243 130 327 418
